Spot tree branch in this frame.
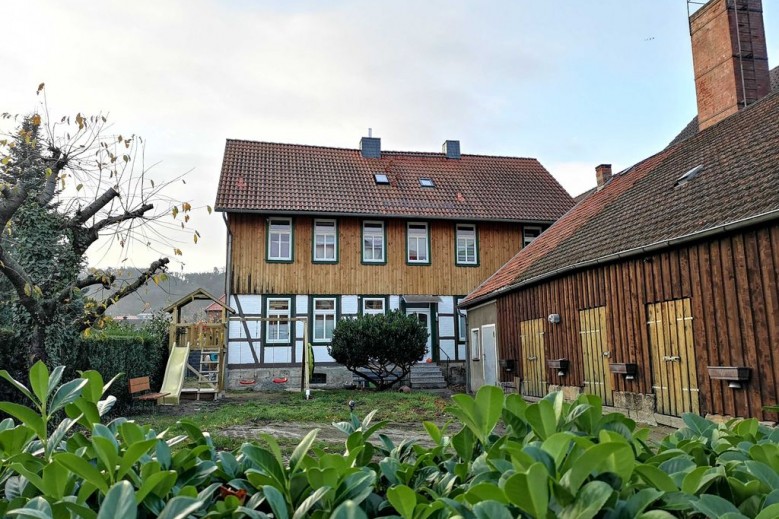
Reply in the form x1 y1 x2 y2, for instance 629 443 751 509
92 203 153 233
36 149 68 206
75 271 116 289
70 187 120 226
81 257 169 330
0 244 40 320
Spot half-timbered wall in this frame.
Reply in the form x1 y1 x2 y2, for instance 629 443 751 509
495 222 779 420
228 214 525 295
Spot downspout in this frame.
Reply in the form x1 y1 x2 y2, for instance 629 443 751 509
222 212 232 394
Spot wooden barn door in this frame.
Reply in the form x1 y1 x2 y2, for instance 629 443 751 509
579 307 613 405
647 298 700 417
520 318 546 397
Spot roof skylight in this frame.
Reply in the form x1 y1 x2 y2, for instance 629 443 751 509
675 165 704 187
419 178 435 188
374 173 389 185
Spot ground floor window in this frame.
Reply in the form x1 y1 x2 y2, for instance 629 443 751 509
313 297 337 342
362 297 385 315
266 298 291 343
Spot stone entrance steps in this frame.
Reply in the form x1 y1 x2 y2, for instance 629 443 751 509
410 364 447 389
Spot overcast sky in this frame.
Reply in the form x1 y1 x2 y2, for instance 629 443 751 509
2 1 777 273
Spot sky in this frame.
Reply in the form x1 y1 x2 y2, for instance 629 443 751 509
2 1 778 273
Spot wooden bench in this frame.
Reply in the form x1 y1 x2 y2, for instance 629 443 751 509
129 377 170 402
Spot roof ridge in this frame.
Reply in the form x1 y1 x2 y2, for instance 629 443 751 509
224 138 540 161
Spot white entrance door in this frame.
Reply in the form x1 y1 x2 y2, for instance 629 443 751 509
482 324 498 385
406 308 432 360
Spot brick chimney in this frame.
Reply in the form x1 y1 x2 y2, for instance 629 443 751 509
595 164 612 190
690 0 770 131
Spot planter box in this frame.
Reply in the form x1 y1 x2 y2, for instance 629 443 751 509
609 363 638 376
547 359 569 371
707 366 751 382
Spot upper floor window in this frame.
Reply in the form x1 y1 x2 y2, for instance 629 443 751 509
312 297 337 342
362 221 385 264
266 298 291 343
523 226 542 247
362 298 385 315
267 218 293 262
455 224 478 265
407 222 430 264
313 219 338 262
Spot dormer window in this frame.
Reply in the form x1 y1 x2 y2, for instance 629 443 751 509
374 173 389 184
419 178 435 188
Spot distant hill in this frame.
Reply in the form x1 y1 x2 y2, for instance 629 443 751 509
91 269 225 321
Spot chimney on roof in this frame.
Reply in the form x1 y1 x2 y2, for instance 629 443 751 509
443 140 461 159
595 164 612 190
690 0 770 132
360 132 381 159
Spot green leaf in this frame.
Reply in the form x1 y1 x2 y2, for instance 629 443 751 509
638 511 677 519
55 452 109 494
0 402 46 439
634 465 678 492
473 500 514 519
117 439 157 479
681 466 722 495
46 366 65 397
49 378 88 414
155 496 203 519
526 399 558 440
504 462 549 518
691 494 747 518
559 481 613 519
6 496 53 518
756 504 779 519
560 441 632 494
0 369 35 403
292 487 329 519
330 501 368 519
386 485 416 519
289 428 318 473
464 482 508 505
262 485 289 519
135 470 177 503
29 361 49 408
98 481 137 519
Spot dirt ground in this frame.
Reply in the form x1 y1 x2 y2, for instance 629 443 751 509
151 391 676 448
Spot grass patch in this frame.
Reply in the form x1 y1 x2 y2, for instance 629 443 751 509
130 390 450 452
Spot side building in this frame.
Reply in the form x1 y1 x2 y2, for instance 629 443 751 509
462 0 779 423
215 137 573 389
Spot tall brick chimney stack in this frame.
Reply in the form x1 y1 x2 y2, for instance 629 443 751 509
690 0 771 131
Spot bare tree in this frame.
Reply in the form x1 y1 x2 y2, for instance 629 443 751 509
0 85 203 363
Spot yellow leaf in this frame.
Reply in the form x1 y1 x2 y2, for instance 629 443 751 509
31 114 41 126
171 206 179 219
45 168 52 177
24 283 31 297
207 205 212 214
182 202 192 212
193 233 198 244
76 183 83 191
83 328 92 338
37 82 45 94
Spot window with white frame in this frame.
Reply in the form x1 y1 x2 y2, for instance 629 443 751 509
471 328 480 360
362 221 385 263
523 226 542 247
268 218 293 261
266 298 291 343
457 304 467 343
312 298 337 342
456 224 477 265
362 298 385 315
313 220 337 262
407 222 429 263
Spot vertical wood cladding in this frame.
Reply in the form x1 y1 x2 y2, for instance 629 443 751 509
496 222 779 420
228 214 524 296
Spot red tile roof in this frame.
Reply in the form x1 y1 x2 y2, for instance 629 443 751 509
215 141 574 222
205 295 226 313
463 90 779 306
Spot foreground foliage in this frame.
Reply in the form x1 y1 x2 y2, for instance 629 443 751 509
3 365 779 517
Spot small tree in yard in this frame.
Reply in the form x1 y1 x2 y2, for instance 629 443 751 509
329 310 428 391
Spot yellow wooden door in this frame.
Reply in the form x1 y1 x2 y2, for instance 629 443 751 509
579 307 613 405
647 298 699 416
520 318 546 397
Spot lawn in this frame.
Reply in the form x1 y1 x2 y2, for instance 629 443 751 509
130 389 451 451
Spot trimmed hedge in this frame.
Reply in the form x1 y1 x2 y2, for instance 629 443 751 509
80 332 167 412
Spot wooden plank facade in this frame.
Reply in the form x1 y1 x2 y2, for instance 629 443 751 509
493 222 779 420
228 214 526 295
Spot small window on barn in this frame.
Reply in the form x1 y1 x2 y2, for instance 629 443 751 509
523 226 542 247
374 173 389 184
675 165 704 187
419 177 435 187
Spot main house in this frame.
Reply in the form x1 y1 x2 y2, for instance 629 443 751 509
215 137 573 389
462 0 779 423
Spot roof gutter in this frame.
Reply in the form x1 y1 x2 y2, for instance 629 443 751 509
213 207 558 226
461 208 779 308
